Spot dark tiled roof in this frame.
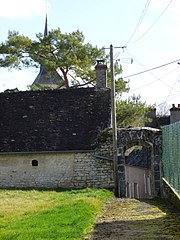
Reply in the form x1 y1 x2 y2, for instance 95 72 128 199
32 66 63 87
32 15 63 88
0 88 111 153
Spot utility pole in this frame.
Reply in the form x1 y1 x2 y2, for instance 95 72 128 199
110 44 120 197
108 44 132 197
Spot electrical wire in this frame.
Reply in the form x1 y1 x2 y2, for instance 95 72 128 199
156 92 179 102
163 72 180 106
124 49 180 109
125 49 180 91
123 58 180 79
130 0 173 45
126 0 151 45
158 93 180 107
128 66 179 93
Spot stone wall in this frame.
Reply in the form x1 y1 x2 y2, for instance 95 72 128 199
0 87 113 190
95 127 162 197
0 152 114 189
73 153 114 189
0 124 162 193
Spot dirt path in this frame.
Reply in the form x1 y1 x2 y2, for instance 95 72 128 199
88 198 180 240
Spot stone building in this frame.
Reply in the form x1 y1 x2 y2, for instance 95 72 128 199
0 14 115 191
145 104 180 128
170 104 180 124
0 15 166 197
0 61 116 190
0 60 164 198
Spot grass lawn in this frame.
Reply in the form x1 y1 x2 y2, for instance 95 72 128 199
0 188 113 240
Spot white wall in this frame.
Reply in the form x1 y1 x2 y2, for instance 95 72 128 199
125 165 152 199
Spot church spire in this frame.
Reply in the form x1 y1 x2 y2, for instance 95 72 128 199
44 14 48 37
31 14 63 89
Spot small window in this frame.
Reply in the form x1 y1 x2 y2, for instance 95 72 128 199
32 160 38 166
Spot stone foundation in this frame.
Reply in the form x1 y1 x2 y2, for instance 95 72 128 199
0 152 114 189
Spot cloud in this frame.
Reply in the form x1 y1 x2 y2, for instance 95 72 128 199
0 0 47 18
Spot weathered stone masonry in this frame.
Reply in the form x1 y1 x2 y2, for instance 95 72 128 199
73 153 114 189
0 152 114 189
0 88 114 189
95 127 162 197
0 88 163 194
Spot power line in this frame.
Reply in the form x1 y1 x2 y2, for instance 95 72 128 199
126 0 151 45
128 66 179 93
130 0 173 45
125 49 180 90
163 71 180 106
124 49 180 108
158 93 180 107
123 58 180 79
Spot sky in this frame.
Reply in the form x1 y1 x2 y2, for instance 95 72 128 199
0 0 180 113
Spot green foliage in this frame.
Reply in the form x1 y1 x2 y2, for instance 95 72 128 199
0 188 113 240
0 28 131 93
27 84 55 91
0 31 33 69
0 28 153 125
0 29 105 88
116 95 154 127
106 62 130 96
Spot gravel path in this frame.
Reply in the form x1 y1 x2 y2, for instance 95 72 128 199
88 198 180 240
